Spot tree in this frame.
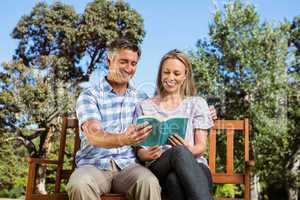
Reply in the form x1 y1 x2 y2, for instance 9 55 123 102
0 0 145 196
190 1 300 199
285 15 300 200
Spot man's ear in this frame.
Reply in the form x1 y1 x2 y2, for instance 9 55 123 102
107 56 112 65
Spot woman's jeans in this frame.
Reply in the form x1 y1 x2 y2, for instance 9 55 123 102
149 145 213 200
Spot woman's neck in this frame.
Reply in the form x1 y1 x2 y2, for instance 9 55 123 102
157 92 184 111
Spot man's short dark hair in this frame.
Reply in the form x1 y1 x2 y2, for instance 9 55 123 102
108 38 141 58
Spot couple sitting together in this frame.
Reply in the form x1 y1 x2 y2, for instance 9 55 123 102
67 38 216 200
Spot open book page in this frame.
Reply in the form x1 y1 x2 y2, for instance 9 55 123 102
137 116 188 146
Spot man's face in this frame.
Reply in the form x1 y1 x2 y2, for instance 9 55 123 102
107 49 139 84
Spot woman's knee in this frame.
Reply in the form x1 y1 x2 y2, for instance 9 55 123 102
166 172 179 187
171 145 193 159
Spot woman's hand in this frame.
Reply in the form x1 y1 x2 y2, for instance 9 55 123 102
137 146 163 161
168 134 193 152
209 105 218 120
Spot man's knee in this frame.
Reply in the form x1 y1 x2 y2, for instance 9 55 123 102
66 167 107 200
136 173 160 188
67 174 94 195
128 174 161 200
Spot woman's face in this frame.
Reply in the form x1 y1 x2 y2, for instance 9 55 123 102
161 58 187 95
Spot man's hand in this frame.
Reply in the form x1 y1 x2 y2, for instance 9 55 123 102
121 124 152 146
209 105 217 120
137 146 163 161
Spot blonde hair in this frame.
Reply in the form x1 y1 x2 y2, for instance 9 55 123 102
156 49 197 97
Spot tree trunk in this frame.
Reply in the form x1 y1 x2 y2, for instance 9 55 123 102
288 147 300 200
251 174 262 200
35 165 47 194
288 189 298 200
35 125 55 194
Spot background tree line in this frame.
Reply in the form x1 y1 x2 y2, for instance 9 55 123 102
0 0 299 199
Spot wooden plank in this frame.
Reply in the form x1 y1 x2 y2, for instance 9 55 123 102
60 170 72 180
244 119 251 200
213 120 244 130
28 158 59 165
102 197 125 200
244 170 251 200
244 119 249 161
30 193 68 200
73 119 80 170
226 129 234 175
102 193 126 200
55 117 68 193
212 174 244 184
30 193 126 200
67 118 78 128
209 129 217 174
213 197 241 200
25 160 37 200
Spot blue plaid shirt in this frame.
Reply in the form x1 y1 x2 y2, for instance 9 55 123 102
75 76 148 170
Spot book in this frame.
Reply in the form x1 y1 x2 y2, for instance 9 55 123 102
136 115 188 146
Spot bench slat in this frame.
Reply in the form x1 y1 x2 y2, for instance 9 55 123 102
213 120 244 130
209 129 217 174
212 174 244 184
226 129 234 175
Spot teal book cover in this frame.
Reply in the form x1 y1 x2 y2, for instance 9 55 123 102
136 116 188 146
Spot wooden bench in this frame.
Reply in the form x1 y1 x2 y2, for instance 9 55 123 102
25 117 253 200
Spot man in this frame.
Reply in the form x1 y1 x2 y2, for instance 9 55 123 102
67 38 160 200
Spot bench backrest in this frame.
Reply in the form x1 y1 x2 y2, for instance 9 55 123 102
209 119 250 200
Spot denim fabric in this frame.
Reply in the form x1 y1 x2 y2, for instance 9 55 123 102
149 146 213 200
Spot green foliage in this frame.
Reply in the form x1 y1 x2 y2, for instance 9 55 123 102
191 0 300 198
0 136 28 198
214 184 242 198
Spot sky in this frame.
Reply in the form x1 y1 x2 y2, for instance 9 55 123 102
1 0 300 96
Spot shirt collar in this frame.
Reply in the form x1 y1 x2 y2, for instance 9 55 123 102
100 76 135 95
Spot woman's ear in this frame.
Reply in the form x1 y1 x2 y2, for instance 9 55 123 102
183 70 188 80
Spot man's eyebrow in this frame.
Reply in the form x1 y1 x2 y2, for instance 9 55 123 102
119 59 129 61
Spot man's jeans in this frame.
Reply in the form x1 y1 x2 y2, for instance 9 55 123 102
149 145 213 200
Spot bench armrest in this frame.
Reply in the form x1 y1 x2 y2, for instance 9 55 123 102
28 157 59 165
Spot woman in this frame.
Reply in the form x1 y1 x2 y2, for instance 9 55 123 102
133 49 214 200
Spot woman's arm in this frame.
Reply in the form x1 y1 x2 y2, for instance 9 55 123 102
189 129 208 156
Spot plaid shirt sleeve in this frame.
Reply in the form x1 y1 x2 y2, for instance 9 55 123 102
76 89 102 130
132 103 143 124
